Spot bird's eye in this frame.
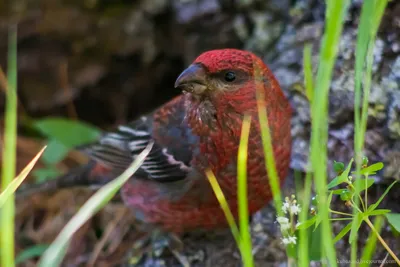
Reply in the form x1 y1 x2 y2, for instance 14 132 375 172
224 71 236 82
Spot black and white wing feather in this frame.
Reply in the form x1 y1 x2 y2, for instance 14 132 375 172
83 116 193 182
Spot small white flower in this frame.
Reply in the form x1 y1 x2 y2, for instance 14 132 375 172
282 202 290 214
288 235 297 245
276 216 289 224
281 235 297 246
280 222 291 231
290 203 301 215
295 222 301 229
281 237 290 245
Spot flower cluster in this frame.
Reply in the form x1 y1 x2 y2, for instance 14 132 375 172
277 195 301 246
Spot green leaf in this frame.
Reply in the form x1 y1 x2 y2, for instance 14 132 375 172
367 209 391 216
331 189 346 195
352 178 374 195
349 213 364 244
327 159 353 189
33 166 62 183
16 245 49 264
309 224 322 261
334 221 352 243
33 118 101 148
368 180 398 212
41 139 70 165
38 143 153 267
386 213 400 233
297 216 317 230
314 214 322 231
340 190 352 201
358 162 384 176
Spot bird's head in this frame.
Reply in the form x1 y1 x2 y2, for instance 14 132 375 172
175 49 290 135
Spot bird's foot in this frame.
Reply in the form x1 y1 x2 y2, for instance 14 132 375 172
129 230 190 267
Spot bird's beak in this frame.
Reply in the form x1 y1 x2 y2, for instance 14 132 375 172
174 64 208 95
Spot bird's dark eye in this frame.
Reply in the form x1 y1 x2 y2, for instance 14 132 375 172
224 71 236 82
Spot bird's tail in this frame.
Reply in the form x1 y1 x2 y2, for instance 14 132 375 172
17 160 113 199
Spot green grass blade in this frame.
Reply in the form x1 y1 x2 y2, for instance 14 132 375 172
303 44 314 103
352 1 388 265
1 24 18 267
311 0 349 265
254 65 283 216
38 143 153 267
237 114 254 267
298 172 312 266
206 170 242 250
0 146 46 208
15 245 49 265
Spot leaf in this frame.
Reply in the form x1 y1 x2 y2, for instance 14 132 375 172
314 214 322 231
38 143 153 267
386 213 400 233
296 216 317 230
327 159 353 189
352 178 374 195
16 245 49 264
368 180 398 212
359 162 384 176
0 147 46 208
367 209 391 216
33 118 101 148
331 189 346 195
334 222 352 243
349 213 364 244
309 224 322 261
33 166 62 183
41 139 70 165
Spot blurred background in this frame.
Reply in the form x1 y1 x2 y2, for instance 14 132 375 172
0 0 399 266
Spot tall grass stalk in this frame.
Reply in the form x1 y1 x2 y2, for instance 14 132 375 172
1 25 18 267
310 0 349 265
254 67 283 216
352 1 388 265
237 114 254 267
298 44 314 266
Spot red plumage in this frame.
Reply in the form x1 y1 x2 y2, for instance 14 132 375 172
28 49 292 234
120 49 292 232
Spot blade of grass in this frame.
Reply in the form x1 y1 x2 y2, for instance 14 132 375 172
38 142 153 267
15 245 49 265
254 54 299 260
303 44 314 103
298 171 313 265
352 1 388 265
298 43 315 266
237 114 254 267
311 0 349 265
206 169 242 249
1 24 18 267
0 146 46 208
254 65 283 215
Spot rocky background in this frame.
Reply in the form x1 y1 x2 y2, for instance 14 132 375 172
0 0 399 266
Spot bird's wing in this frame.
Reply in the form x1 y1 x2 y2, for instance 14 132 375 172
82 96 197 182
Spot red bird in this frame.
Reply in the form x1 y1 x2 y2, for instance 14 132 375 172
24 49 292 234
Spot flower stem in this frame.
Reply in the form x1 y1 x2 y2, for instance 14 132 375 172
364 217 400 265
